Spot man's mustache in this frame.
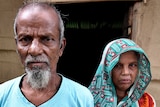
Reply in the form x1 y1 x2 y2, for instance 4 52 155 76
25 55 49 66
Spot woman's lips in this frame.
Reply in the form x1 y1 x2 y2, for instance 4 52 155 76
119 79 131 84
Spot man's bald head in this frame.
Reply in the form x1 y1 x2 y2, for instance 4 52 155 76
14 2 64 41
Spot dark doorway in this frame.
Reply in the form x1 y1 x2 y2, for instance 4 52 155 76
56 1 134 87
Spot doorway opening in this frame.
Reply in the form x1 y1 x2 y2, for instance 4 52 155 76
56 1 135 87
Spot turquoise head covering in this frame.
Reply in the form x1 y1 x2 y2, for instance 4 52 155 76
88 38 151 107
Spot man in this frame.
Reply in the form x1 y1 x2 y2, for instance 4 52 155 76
0 2 94 107
89 38 156 107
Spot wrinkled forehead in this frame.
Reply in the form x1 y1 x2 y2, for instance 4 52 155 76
15 3 59 31
16 3 58 22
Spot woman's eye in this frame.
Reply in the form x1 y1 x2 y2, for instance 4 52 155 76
114 63 122 69
130 63 137 67
129 63 138 69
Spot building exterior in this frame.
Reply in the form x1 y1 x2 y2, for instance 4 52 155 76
0 0 159 106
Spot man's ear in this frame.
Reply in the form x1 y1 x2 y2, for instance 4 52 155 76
15 38 17 45
14 38 19 54
59 37 66 57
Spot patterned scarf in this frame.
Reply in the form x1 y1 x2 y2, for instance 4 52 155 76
88 38 151 107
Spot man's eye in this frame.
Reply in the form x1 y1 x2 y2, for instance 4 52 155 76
18 36 32 45
41 36 54 44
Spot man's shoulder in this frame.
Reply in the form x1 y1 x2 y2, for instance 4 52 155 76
62 76 86 88
62 75 91 93
0 75 22 90
61 75 93 100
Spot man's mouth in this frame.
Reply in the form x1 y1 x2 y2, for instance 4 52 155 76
27 62 48 68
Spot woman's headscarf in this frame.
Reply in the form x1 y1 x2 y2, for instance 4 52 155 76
88 38 151 107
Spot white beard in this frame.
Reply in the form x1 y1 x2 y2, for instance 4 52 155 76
24 54 51 89
25 66 51 89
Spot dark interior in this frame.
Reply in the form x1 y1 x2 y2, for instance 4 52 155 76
55 1 135 87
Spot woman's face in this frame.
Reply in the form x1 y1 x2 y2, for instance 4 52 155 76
112 51 139 92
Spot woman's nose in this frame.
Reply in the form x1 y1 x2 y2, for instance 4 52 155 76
121 66 130 75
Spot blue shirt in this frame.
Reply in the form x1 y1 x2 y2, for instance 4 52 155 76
0 74 94 107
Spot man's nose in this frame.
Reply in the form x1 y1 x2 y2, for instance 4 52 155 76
28 39 43 56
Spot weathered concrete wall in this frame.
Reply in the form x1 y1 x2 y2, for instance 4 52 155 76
0 0 24 83
132 0 160 106
146 80 160 107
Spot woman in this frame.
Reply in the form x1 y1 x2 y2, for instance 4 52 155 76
89 38 156 107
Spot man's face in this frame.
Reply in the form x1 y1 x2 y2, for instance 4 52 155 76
15 7 66 88
112 51 139 92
